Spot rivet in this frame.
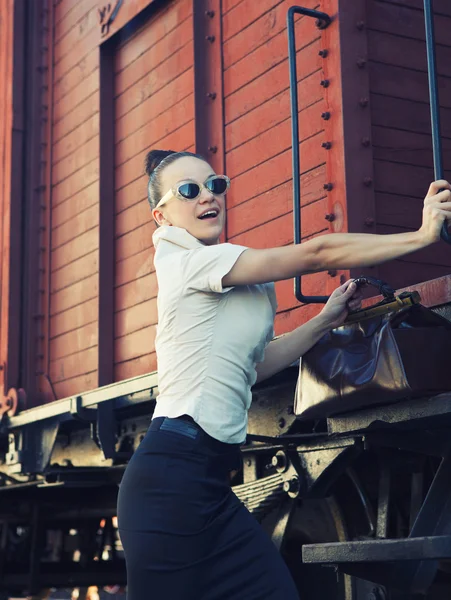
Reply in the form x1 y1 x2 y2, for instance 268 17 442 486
208 146 218 154
365 217 375 227
205 10 215 17
318 49 329 58
322 141 332 150
315 18 329 30
206 92 217 100
323 183 333 192
321 111 331 120
361 137 371 147
356 57 367 68
325 213 336 222
320 79 330 88
278 418 286 428
363 177 373 187
359 97 369 108
356 21 365 30
206 35 215 43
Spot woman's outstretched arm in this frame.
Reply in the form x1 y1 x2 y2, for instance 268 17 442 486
224 180 451 288
255 280 362 384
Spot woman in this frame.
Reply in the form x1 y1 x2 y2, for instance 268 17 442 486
117 150 451 600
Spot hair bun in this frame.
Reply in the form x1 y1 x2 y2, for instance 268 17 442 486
145 149 177 177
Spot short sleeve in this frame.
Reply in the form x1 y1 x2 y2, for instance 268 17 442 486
183 243 248 293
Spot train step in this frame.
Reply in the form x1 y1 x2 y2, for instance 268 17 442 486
302 535 451 564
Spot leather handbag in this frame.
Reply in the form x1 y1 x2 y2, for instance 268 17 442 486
294 277 451 419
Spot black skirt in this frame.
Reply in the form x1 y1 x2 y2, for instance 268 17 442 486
117 416 300 600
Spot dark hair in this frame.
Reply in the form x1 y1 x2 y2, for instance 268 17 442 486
145 149 207 210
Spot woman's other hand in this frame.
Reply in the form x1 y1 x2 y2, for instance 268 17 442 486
317 279 364 330
420 180 451 243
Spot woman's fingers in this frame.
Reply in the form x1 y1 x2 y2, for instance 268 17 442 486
425 180 451 200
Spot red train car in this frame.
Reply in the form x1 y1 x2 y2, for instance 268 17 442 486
0 0 450 598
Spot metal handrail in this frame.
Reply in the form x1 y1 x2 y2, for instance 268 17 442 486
287 6 332 303
423 0 451 244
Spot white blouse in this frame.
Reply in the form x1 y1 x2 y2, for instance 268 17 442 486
152 226 277 444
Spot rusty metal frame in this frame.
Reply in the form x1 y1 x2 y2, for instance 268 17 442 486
21 0 47 408
193 0 226 239
6 0 27 402
321 0 378 286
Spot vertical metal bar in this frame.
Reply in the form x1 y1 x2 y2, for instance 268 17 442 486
423 0 451 244
287 7 331 303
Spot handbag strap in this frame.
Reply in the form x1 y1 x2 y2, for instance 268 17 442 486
353 276 396 300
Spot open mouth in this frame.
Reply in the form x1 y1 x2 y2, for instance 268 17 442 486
198 209 219 220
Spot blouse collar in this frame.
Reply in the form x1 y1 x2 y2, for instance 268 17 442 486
152 226 204 251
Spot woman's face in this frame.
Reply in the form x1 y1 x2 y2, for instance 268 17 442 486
152 157 226 245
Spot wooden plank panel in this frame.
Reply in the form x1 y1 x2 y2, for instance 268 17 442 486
226 101 324 178
223 0 308 69
114 353 157 382
224 22 320 98
53 113 99 164
116 221 156 263
222 0 243 14
54 0 94 39
115 299 158 339
228 137 325 210
116 248 155 288
367 29 451 78
374 0 451 17
52 181 98 228
52 158 99 206
115 84 193 143
54 25 100 82
115 0 192 70
51 227 99 272
378 259 451 292
225 65 322 125
227 172 326 238
115 273 159 312
53 69 99 125
54 50 99 105
114 325 157 363
370 94 451 139
115 18 192 99
230 196 328 244
373 159 433 199
50 322 98 360
51 273 99 317
50 346 98 383
223 0 288 43
52 137 98 186
52 205 99 250
51 251 98 294
115 118 194 172
367 0 451 46
52 206 99 255
115 41 193 121
53 90 99 143
116 200 152 239
369 62 451 109
53 372 98 400
115 178 147 216
229 206 327 248
372 127 451 170
50 298 98 338
377 225 451 267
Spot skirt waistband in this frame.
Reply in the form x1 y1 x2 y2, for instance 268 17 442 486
150 416 241 455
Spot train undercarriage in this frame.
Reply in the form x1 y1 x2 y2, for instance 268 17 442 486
2 347 451 599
